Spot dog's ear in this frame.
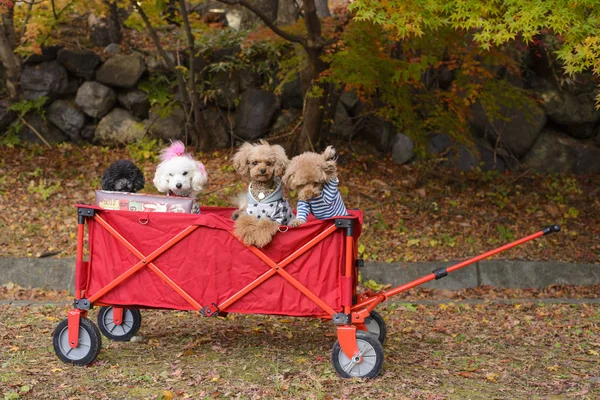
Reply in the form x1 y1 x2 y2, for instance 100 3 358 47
321 146 337 178
191 161 208 191
100 171 112 191
322 146 337 161
272 144 289 177
322 160 337 178
133 168 145 192
282 168 294 189
153 163 169 193
231 142 254 177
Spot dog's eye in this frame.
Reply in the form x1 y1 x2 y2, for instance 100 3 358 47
266 162 272 166
183 171 188 176
252 161 258 166
169 173 173 176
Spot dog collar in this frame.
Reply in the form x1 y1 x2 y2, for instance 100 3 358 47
250 181 276 200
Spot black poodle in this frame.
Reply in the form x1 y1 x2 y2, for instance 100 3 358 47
101 159 145 193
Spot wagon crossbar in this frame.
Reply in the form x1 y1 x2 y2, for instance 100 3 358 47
87 214 204 310
218 223 342 316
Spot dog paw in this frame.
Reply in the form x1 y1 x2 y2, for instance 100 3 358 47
251 235 273 248
237 230 270 248
290 218 305 227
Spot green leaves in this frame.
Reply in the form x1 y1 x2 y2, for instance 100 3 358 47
8 96 48 118
126 137 164 164
350 0 600 79
138 74 175 115
26 179 61 201
497 225 515 243
350 0 446 38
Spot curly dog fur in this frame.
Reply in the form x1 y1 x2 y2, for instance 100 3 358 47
101 159 145 193
153 141 208 214
231 140 292 248
283 146 347 226
153 141 208 198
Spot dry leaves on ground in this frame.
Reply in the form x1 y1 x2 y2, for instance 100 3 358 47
0 142 598 264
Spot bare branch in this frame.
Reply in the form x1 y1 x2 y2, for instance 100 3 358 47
1 4 17 50
302 0 321 44
35 0 77 48
16 115 51 148
0 25 22 100
50 0 58 20
314 0 330 19
131 0 189 104
217 0 306 45
132 1 176 70
178 0 196 91
19 1 34 42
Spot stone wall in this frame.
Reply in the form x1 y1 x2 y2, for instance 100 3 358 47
1 44 599 175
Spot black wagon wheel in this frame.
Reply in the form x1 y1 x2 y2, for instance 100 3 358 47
53 317 102 366
97 306 142 341
331 331 384 379
363 310 387 344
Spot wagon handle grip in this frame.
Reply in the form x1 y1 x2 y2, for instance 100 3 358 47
542 224 561 235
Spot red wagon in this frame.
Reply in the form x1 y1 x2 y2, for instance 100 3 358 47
52 204 560 378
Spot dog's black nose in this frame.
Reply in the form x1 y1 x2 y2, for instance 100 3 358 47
176 183 182 189
260 169 266 174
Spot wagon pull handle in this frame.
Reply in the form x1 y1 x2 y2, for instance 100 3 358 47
355 224 561 308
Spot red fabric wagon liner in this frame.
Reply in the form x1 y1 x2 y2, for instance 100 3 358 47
80 206 362 317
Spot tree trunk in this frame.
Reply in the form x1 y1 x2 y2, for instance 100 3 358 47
216 0 329 155
238 0 278 30
178 0 210 150
0 6 22 101
289 0 328 154
106 1 122 44
89 1 122 47
2 6 17 49
294 93 327 153
314 0 330 19
291 43 329 154
276 0 299 26
319 83 342 143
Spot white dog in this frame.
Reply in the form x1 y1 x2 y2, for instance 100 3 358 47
153 141 208 213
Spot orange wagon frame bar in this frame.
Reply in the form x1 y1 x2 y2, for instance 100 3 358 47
68 207 360 348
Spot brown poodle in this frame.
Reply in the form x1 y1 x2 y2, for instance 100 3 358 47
231 140 293 247
283 146 348 227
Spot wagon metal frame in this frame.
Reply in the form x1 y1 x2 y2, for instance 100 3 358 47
53 204 560 378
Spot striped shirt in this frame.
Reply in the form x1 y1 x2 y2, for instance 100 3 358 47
296 177 348 222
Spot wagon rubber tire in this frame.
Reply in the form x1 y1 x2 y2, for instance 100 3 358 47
363 310 387 344
97 306 142 341
331 331 384 379
53 317 102 366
